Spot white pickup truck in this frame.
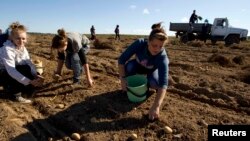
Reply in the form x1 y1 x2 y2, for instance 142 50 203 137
169 18 248 45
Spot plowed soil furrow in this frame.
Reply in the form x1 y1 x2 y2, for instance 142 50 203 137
0 34 249 141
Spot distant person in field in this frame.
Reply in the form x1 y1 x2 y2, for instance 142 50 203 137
115 25 120 40
0 22 44 103
51 29 94 87
118 22 169 120
90 25 96 40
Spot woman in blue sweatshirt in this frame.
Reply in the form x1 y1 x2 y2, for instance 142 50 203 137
118 23 169 120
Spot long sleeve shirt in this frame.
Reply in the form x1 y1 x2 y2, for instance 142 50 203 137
118 38 169 89
57 32 89 62
189 13 198 23
0 40 37 85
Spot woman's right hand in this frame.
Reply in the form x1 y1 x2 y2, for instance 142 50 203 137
30 77 43 87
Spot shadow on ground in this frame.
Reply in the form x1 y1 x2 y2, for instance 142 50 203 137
13 90 151 140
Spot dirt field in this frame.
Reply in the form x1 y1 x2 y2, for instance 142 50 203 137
0 33 249 141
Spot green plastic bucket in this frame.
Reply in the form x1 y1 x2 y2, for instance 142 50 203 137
126 75 148 102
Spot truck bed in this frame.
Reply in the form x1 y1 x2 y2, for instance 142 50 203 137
169 23 212 33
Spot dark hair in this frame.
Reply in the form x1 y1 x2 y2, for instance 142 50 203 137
149 22 168 41
151 22 162 30
51 28 67 49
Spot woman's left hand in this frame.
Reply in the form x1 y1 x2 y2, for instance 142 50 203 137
87 78 94 87
148 105 160 121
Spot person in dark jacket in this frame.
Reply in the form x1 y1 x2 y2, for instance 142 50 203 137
90 25 96 40
115 25 120 40
189 10 198 24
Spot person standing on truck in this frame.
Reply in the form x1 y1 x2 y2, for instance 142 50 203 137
202 19 210 43
189 10 201 32
189 10 198 24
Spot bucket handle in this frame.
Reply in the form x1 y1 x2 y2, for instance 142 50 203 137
126 87 148 98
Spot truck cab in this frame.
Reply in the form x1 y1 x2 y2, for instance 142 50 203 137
210 18 248 45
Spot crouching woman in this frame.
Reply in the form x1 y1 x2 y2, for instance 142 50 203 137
0 22 43 103
118 23 169 120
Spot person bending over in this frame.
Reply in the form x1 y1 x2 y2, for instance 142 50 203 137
51 29 93 87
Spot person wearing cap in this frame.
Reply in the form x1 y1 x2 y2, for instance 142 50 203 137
202 19 210 43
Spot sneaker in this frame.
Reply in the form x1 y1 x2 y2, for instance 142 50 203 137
16 96 32 104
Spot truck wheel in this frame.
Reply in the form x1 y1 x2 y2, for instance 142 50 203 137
225 35 240 45
180 35 188 43
233 36 240 44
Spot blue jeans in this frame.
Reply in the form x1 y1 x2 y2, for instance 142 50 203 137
125 59 159 89
65 52 82 83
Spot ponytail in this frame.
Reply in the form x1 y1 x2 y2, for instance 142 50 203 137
51 28 68 49
149 22 168 41
9 21 27 39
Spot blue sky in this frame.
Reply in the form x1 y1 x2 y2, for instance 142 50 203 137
1 0 249 36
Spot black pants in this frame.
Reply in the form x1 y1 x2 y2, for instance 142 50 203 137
90 34 96 40
0 65 35 98
115 34 120 40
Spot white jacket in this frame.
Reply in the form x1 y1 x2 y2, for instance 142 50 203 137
0 40 37 85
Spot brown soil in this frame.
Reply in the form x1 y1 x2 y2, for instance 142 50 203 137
0 33 249 141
